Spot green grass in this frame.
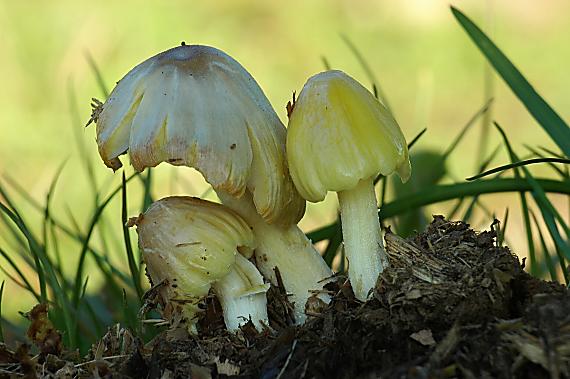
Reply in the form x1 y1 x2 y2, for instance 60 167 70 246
0 281 4 342
451 6 570 157
0 5 568 353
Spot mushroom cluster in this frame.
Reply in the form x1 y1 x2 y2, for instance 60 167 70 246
92 45 410 333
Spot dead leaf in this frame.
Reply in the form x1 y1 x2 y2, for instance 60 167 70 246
286 91 296 119
214 356 240 375
0 343 17 363
15 344 37 379
190 363 213 379
25 303 62 356
54 362 76 378
410 329 436 346
85 98 103 127
406 289 423 300
126 214 142 228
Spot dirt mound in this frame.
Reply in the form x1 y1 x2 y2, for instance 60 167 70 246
2 216 568 378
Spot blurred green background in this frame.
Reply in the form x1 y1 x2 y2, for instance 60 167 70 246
1 0 569 336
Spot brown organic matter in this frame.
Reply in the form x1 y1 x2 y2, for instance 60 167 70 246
25 304 63 358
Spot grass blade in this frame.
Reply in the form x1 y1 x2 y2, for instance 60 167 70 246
388 100 491 231
122 172 143 300
407 128 427 150
0 201 47 302
48 217 63 276
0 247 40 301
498 130 570 241
539 146 566 160
489 123 536 274
447 199 465 221
64 203 133 289
498 208 509 247
73 173 138 307
68 81 99 202
442 99 493 161
374 127 428 187
555 245 570 285
467 158 570 181
0 202 76 347
0 264 26 291
3 172 140 284
141 169 153 212
539 207 570 284
42 162 67 274
459 144 503 221
0 210 30 256
525 145 569 179
85 51 110 98
322 221 342 267
321 56 331 70
530 210 559 281
0 281 4 342
340 34 392 111
452 6 570 157
307 178 570 243
65 204 128 291
495 122 569 276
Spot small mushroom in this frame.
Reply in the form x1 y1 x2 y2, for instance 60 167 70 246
95 45 332 322
287 70 411 301
136 196 269 333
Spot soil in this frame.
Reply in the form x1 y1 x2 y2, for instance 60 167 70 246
2 216 569 379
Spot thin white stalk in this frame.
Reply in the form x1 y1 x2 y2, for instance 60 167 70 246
337 177 387 301
218 191 333 323
213 254 270 331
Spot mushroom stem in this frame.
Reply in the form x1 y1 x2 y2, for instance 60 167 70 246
212 254 270 331
337 177 387 301
217 191 332 323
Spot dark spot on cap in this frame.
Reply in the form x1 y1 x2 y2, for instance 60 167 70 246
230 143 237 150
181 41 186 46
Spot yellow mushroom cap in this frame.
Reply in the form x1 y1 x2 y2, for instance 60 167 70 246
287 70 411 202
96 45 304 225
136 196 255 299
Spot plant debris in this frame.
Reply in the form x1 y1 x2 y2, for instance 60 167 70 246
25 304 62 357
2 216 568 378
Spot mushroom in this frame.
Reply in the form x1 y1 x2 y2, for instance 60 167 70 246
286 70 411 301
94 45 332 322
136 196 269 333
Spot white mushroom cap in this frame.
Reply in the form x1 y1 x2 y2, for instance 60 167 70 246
96 45 304 225
287 70 411 202
136 196 259 330
137 196 255 298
